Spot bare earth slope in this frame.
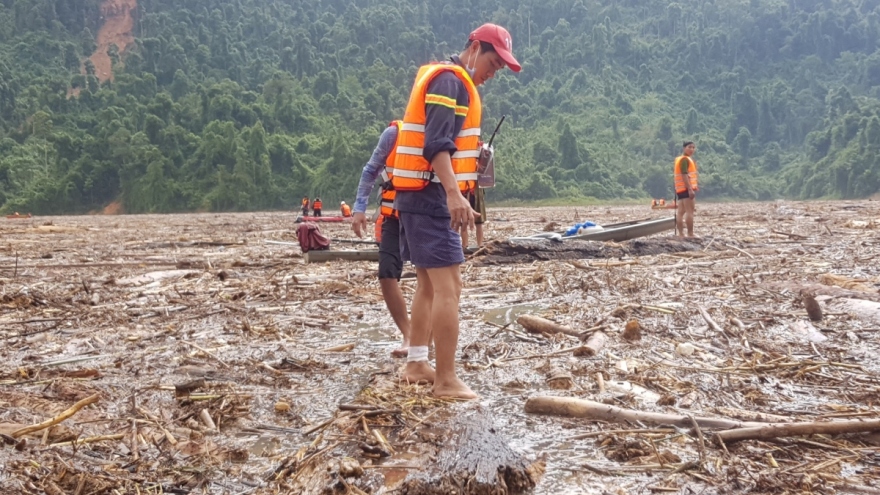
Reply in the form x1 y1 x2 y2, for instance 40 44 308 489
89 0 136 82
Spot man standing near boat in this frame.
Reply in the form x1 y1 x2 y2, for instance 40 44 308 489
674 141 698 237
392 23 521 399
301 197 310 218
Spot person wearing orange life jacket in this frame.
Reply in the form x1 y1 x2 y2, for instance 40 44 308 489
301 197 310 217
300 196 309 217
340 201 352 217
392 23 521 400
351 121 412 357
312 197 322 217
674 141 699 237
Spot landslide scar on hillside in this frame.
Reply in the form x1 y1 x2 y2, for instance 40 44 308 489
89 0 137 82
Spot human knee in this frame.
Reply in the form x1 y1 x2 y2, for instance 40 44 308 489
431 274 462 300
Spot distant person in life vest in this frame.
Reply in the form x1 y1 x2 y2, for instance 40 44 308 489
301 197 310 217
674 141 698 237
340 201 352 217
312 197 322 217
392 23 521 400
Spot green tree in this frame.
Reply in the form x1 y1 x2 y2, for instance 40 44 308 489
558 123 581 170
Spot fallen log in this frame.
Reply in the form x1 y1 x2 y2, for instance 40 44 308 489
400 407 544 494
524 396 767 430
761 282 880 303
715 418 880 443
834 298 880 326
304 250 379 263
545 367 574 390
516 315 588 340
473 237 704 265
574 331 607 357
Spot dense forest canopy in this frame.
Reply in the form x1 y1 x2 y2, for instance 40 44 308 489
1 0 879 214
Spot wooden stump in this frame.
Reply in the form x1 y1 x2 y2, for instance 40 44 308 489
400 407 544 495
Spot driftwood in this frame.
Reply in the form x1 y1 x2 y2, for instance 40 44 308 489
516 315 585 340
834 298 880 326
400 408 544 495
304 250 380 263
698 306 724 334
12 394 100 438
545 367 574 390
716 418 880 443
622 319 642 341
762 282 880 302
527 397 880 444
802 293 824 321
524 396 767 430
573 331 607 357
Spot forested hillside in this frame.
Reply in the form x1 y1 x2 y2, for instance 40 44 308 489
1 0 879 214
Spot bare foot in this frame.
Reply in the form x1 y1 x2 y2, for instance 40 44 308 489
401 361 435 384
433 377 479 400
391 340 410 358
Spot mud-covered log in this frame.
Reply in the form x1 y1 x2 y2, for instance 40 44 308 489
716 418 880 443
401 408 544 495
516 315 582 339
473 237 703 265
524 396 768 430
573 331 607 357
762 282 880 303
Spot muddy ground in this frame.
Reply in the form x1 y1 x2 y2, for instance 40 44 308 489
1 201 879 494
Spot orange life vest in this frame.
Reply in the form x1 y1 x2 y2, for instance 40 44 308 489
374 214 384 243
391 63 481 193
313 200 322 210
301 198 309 208
674 155 698 193
379 121 402 218
341 204 351 217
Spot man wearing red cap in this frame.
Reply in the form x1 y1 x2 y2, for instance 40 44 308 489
392 23 520 399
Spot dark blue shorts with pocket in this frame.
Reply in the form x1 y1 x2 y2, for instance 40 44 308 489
399 212 465 269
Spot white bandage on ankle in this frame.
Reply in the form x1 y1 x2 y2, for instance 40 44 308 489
406 346 429 363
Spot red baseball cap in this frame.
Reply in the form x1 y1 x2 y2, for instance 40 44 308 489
469 23 521 73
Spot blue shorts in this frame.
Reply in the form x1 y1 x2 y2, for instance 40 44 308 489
399 212 465 269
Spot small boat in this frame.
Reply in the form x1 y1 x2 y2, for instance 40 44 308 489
564 217 675 242
5 212 32 219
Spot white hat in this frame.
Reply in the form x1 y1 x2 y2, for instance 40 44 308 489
341 201 346 205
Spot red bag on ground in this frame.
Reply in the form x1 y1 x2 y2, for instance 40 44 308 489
296 222 330 253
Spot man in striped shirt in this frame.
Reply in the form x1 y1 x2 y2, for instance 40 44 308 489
351 125 411 357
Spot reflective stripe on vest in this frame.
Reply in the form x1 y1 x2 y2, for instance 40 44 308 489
391 63 482 193
674 156 699 193
380 121 403 218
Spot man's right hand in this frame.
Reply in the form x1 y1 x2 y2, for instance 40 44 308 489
352 212 367 238
447 190 479 232
688 189 696 199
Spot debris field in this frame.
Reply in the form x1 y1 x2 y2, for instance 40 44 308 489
1 201 880 494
